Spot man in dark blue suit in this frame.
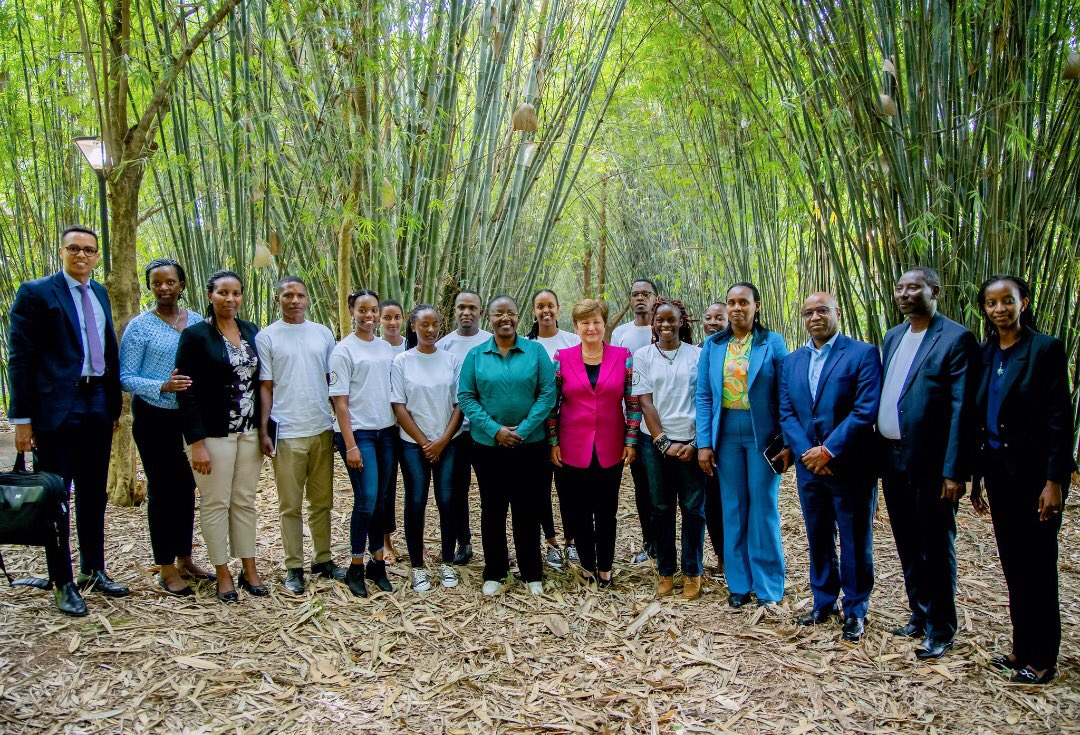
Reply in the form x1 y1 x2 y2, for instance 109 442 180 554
780 292 882 642
8 225 130 614
877 267 978 660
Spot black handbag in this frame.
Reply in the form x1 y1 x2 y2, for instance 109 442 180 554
0 452 67 589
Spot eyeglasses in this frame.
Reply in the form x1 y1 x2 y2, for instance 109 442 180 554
631 290 655 298
64 245 99 256
490 310 518 319
801 306 834 319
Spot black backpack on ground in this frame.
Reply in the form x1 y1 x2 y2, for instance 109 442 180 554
0 452 67 589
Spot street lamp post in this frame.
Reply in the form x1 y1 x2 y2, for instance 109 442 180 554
73 136 110 276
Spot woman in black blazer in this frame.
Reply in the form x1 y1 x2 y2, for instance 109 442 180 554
176 270 266 603
970 274 1075 684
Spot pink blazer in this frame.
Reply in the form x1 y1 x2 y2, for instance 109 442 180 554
546 344 641 469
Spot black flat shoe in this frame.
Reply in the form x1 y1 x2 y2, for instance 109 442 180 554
76 570 131 598
728 592 752 609
217 589 239 604
915 638 953 660
452 543 473 565
597 576 613 588
54 582 88 617
990 653 1021 671
157 577 194 597
283 569 305 595
310 561 347 581
366 560 393 593
891 621 925 639
346 563 368 598
1012 666 1056 685
841 616 865 642
798 606 840 626
237 572 269 597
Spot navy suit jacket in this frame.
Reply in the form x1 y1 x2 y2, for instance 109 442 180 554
880 312 978 481
7 271 122 431
779 334 882 485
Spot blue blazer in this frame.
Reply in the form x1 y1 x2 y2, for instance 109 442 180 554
880 312 978 481
7 271 122 431
695 327 788 454
779 334 882 484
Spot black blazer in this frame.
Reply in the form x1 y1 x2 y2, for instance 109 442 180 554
974 328 1076 486
175 318 261 444
880 312 979 481
7 272 121 430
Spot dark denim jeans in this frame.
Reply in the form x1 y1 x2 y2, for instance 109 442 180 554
399 440 458 565
639 439 706 576
334 427 397 557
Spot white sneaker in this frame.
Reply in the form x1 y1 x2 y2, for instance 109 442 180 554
527 581 543 596
545 545 563 569
482 580 503 596
439 564 459 588
566 544 579 564
411 569 431 593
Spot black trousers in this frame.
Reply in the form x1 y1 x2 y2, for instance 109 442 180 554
629 451 654 550
450 432 475 546
539 463 574 542
131 399 196 566
561 454 623 574
34 382 113 575
881 444 957 642
703 471 724 565
472 440 545 582
984 450 1065 670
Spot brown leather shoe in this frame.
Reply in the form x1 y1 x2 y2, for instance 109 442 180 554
682 575 702 600
657 575 675 596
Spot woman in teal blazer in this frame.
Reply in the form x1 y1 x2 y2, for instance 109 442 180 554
696 282 791 607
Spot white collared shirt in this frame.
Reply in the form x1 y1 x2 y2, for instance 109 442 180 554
62 270 107 377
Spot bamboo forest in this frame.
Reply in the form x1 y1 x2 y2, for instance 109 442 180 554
1 1 1079 733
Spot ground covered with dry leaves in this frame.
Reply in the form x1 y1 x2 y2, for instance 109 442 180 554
1 432 1078 734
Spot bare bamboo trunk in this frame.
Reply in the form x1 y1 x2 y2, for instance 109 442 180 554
597 178 607 299
582 215 592 298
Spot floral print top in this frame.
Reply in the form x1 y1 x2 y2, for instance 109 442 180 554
224 336 259 433
721 334 751 410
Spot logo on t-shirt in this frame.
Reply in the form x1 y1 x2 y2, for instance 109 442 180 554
329 370 339 387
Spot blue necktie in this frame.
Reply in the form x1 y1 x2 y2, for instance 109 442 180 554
77 283 106 374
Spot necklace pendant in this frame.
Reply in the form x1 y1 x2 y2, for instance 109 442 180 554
997 365 1005 376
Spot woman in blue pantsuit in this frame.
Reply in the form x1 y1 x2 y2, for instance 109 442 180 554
696 282 791 607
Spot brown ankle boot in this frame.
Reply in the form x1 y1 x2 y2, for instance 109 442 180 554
657 575 675 596
682 575 702 600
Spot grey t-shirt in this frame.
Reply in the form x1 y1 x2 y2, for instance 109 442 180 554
255 319 335 439
435 329 492 432
877 327 926 440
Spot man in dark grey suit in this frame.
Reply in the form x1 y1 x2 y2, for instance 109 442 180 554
877 267 978 660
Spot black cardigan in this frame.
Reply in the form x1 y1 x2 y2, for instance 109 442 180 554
175 318 262 443
974 327 1076 486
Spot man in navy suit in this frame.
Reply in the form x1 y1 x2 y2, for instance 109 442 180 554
780 292 882 642
877 267 978 660
8 225 130 614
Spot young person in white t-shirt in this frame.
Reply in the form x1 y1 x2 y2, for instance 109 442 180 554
329 289 398 597
391 305 464 592
526 288 581 568
256 277 346 595
633 298 706 600
434 290 492 565
379 299 407 564
610 278 659 565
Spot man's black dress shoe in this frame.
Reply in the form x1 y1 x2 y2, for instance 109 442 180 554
283 569 305 595
237 572 269 596
346 563 368 598
76 570 130 597
453 543 473 565
366 560 393 592
841 617 865 642
157 577 194 597
990 653 1021 671
728 592 752 608
310 561 347 581
54 582 88 617
798 606 839 626
1012 666 1055 685
915 638 953 660
890 621 925 638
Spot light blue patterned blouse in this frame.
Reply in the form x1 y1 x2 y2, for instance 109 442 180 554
119 309 204 409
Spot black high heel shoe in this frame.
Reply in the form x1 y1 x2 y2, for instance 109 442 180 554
237 572 269 597
157 577 194 597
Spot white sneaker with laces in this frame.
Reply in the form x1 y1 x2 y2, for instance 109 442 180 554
566 544 579 564
527 581 543 596
481 580 503 596
411 568 431 593
439 564 459 588
545 544 563 569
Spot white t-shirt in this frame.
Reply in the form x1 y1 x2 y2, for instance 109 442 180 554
328 333 396 432
876 327 926 440
390 348 463 444
435 329 492 431
611 322 654 354
383 338 407 357
632 342 701 441
255 320 335 439
530 329 581 360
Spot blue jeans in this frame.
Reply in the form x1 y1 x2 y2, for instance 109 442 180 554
716 408 785 602
334 427 397 557
399 440 458 565
640 439 706 576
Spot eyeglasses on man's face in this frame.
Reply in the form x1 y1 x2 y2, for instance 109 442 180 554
801 306 834 319
64 245 99 256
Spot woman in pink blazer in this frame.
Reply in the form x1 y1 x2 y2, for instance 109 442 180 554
547 299 641 586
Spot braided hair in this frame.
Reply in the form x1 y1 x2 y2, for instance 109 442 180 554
977 274 1039 339
526 289 559 340
405 303 440 349
649 297 695 345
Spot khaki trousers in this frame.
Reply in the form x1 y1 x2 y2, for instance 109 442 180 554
187 430 263 566
273 431 335 570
